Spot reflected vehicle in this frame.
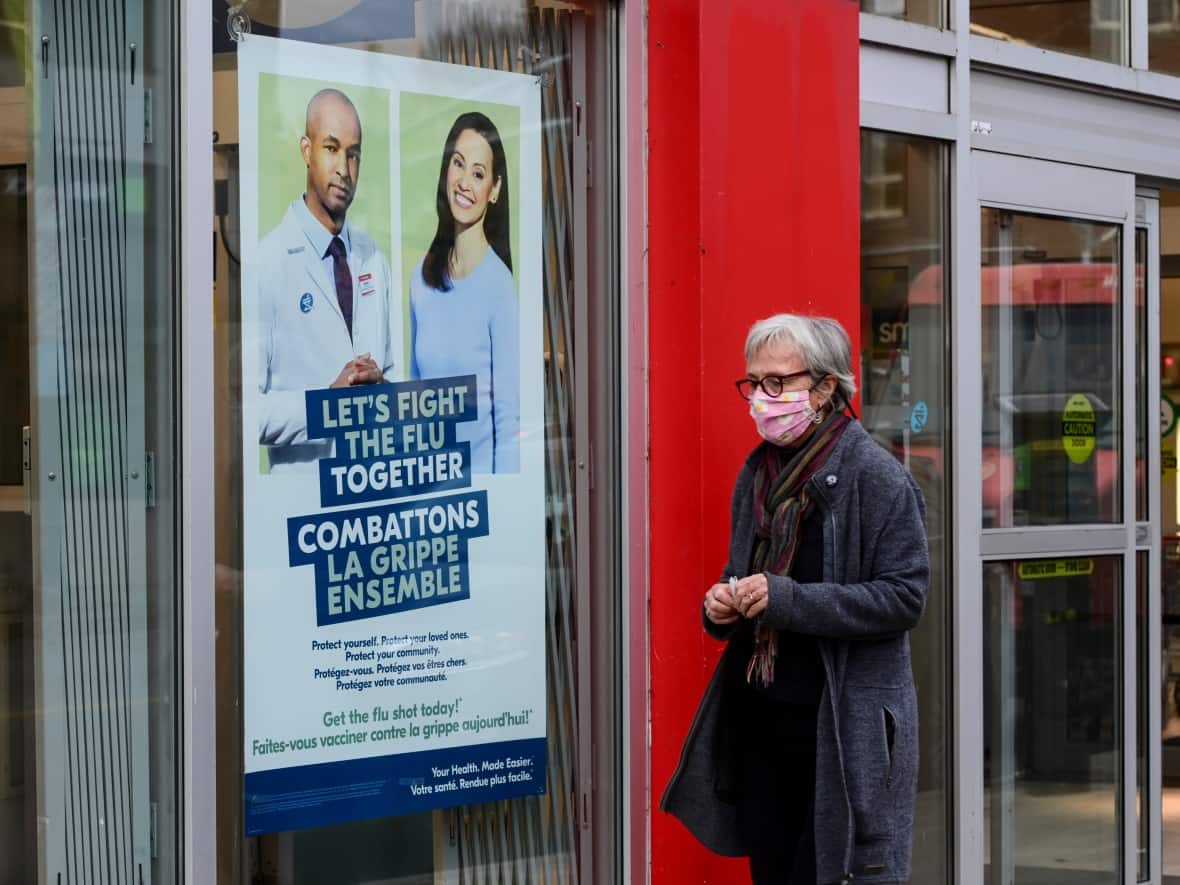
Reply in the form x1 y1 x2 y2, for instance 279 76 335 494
867 259 1135 529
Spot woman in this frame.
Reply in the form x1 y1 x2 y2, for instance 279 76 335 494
410 111 519 474
661 314 929 885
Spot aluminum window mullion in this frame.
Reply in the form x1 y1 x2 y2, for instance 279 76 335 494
1123 203 1140 885
570 14 593 885
1131 0 1148 70
180 0 216 882
860 102 956 141
1145 194 1164 885
859 12 958 56
952 0 984 876
969 35 1180 105
980 530 1131 558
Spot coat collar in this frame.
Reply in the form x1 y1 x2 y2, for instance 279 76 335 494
291 195 351 260
742 415 867 489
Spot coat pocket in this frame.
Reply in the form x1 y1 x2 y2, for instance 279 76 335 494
842 686 910 843
883 704 897 788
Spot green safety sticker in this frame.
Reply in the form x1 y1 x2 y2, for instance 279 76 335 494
1013 442 1030 492
1018 558 1094 581
1061 393 1096 465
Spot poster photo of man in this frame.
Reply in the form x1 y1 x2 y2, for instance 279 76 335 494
253 77 401 471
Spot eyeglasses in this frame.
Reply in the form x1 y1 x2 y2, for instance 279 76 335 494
735 370 814 400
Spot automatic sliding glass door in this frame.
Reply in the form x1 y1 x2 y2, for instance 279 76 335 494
975 152 1151 885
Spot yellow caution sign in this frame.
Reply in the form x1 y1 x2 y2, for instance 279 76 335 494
1061 393 1096 465
1018 558 1094 580
1164 443 1177 481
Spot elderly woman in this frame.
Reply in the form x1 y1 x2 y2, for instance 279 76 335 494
661 314 929 885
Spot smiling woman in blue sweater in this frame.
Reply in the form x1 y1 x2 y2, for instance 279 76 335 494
410 111 519 474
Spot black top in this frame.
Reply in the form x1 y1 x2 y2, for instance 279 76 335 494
749 443 827 705
755 503 826 704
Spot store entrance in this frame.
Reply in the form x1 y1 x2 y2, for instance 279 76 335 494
975 152 1154 885
1155 187 1180 881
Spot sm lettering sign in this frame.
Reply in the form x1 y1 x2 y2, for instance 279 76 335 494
877 320 908 346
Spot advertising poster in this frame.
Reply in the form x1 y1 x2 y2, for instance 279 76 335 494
237 35 545 835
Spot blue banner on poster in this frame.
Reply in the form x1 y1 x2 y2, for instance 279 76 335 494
306 377 478 507
245 738 546 835
287 490 490 626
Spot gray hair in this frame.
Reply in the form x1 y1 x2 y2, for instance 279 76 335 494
744 314 858 407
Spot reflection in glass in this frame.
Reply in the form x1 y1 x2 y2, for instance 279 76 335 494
0 4 181 881
971 0 1126 65
984 557 1122 884
1137 229 1148 522
0 55 28 885
860 0 944 29
0 167 26 485
213 4 585 883
1137 551 1148 881
860 131 949 883
0 514 32 884
1149 10 1180 76
0 1 24 89
980 208 1122 529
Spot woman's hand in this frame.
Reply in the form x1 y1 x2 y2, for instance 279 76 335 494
704 583 741 625
734 574 769 619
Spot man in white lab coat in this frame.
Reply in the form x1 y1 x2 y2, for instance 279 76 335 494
256 87 400 467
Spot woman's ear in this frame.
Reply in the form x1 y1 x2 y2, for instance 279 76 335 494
814 375 838 407
490 175 503 206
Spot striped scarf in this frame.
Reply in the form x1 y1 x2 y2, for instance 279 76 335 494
746 411 850 687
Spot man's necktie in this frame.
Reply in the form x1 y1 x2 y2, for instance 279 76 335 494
326 235 353 338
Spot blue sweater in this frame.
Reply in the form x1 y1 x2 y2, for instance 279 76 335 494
409 249 520 474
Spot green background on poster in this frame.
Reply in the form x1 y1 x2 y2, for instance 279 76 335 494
399 91 522 311
256 73 393 263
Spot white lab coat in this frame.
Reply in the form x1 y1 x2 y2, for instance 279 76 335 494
255 205 401 456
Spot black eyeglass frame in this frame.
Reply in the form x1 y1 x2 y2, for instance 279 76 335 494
734 370 815 400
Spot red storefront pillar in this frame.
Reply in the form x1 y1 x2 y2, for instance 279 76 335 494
646 1 860 882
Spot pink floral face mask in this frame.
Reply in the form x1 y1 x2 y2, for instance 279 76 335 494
749 389 819 446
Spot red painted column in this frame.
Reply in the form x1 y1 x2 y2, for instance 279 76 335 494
647 1 860 882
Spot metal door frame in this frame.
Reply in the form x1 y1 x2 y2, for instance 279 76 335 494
1135 187 1163 885
964 149 1157 885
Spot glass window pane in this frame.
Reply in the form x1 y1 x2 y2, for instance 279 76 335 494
1 3 182 882
971 0 1126 65
984 556 1123 883
1162 191 1180 877
861 0 944 29
0 167 26 487
1137 228 1148 523
1149 4 1180 76
0 0 25 90
1137 550 1149 881
214 5 596 882
860 130 949 883
981 208 1123 529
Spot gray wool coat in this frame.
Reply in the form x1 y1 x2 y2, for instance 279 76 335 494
660 421 929 885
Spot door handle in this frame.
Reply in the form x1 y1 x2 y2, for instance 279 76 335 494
22 426 30 515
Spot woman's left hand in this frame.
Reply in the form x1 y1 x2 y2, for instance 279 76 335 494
734 574 769 618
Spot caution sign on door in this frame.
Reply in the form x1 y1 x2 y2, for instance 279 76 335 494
1061 393 1096 465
